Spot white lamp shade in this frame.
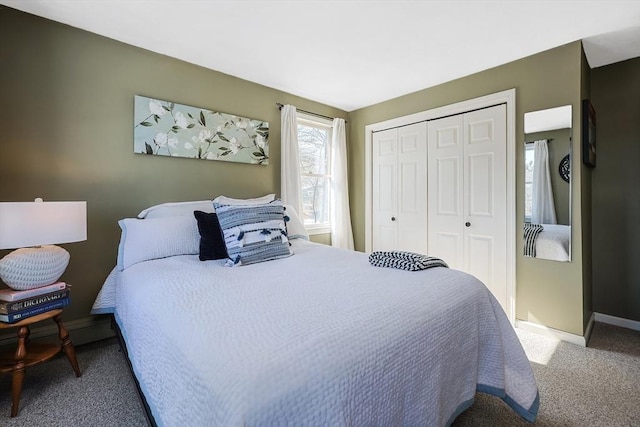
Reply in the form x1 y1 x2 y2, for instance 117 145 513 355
0 200 87 249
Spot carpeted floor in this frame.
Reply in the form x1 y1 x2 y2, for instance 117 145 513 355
1 322 638 426
454 322 640 426
0 337 148 427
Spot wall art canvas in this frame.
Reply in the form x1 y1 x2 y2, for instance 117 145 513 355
134 95 269 165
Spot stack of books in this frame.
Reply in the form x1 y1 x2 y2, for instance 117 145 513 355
0 282 70 324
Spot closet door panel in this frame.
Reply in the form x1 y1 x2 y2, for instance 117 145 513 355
400 162 419 212
398 162 425 252
468 152 494 216
397 123 428 253
428 115 464 268
372 129 398 251
378 164 395 211
465 234 494 291
463 105 507 312
435 232 463 270
436 157 460 215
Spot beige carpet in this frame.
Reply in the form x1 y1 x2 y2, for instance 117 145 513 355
1 322 638 426
454 322 640 426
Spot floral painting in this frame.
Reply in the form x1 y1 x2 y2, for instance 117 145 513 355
134 95 269 165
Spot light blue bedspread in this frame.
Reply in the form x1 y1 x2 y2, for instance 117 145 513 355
92 240 538 426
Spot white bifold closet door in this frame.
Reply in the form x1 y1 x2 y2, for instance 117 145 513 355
427 104 507 311
372 122 428 253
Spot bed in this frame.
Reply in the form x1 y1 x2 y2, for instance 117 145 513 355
92 198 538 426
535 224 570 261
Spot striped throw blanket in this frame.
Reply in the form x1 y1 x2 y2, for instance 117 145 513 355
524 223 544 257
369 251 448 271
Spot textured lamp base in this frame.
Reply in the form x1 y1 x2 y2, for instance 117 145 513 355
0 245 69 290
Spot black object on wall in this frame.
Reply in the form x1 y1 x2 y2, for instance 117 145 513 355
559 154 570 183
582 99 596 168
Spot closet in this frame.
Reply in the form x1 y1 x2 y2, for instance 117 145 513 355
370 104 508 313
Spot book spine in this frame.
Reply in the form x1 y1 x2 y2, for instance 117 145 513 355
0 297 70 323
0 289 70 315
0 282 67 302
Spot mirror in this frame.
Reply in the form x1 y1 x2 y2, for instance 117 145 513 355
523 105 572 262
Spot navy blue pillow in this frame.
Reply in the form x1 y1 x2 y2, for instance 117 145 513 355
193 211 228 261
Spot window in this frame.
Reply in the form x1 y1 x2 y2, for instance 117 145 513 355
297 114 332 234
524 144 534 222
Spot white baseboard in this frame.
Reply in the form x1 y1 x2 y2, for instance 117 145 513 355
516 312 640 347
594 312 640 331
515 319 589 347
0 314 115 349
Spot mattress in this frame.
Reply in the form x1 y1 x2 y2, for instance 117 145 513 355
92 240 538 426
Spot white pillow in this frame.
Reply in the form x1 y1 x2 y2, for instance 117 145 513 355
137 200 214 219
212 194 275 206
117 216 199 271
284 204 309 240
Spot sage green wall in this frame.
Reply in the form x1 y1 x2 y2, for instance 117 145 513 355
348 42 588 335
591 57 640 322
0 6 344 332
309 233 332 245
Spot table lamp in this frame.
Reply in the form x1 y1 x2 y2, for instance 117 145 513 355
0 198 87 290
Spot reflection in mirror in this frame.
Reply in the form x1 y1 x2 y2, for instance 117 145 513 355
523 105 572 262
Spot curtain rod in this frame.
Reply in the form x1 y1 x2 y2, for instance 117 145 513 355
276 103 347 123
525 138 553 145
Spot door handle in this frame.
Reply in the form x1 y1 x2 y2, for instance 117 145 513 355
465 222 471 227
391 217 396 221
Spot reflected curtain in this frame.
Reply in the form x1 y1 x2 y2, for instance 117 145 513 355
280 105 303 216
532 139 557 224
330 118 355 250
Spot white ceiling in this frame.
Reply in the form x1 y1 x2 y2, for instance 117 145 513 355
2 0 639 111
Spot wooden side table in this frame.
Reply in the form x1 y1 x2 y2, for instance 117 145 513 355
0 309 82 417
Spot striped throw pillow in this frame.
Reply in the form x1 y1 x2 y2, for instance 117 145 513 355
214 199 292 266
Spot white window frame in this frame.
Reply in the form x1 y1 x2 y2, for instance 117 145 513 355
297 113 333 235
524 143 534 223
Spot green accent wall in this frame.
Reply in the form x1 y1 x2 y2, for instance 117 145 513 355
309 233 332 246
348 42 590 335
0 6 343 332
591 57 640 322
